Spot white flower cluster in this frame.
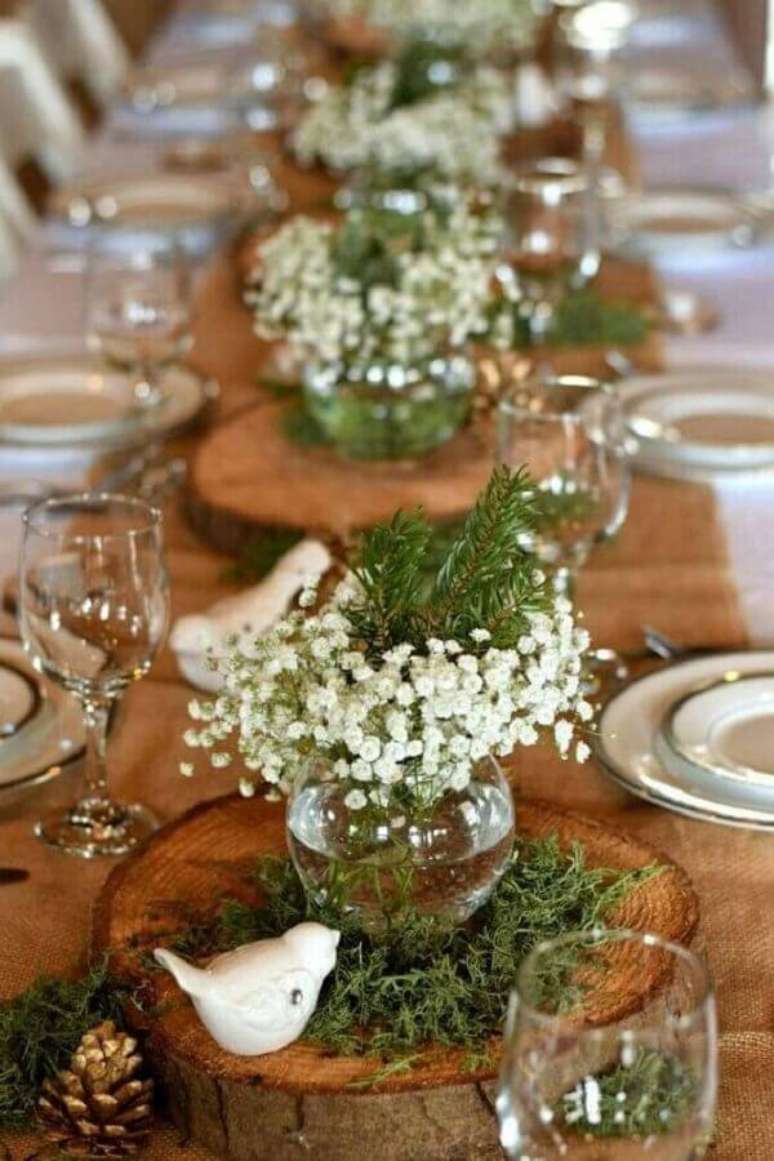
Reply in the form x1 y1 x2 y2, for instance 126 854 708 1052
248 198 501 366
183 575 592 810
321 0 539 57
292 60 512 185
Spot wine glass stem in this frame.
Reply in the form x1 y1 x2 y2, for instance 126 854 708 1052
135 361 162 408
80 696 113 806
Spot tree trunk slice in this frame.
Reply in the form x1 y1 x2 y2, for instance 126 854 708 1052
187 399 497 548
93 794 698 1161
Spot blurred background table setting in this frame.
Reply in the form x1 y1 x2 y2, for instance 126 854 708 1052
0 2 773 1160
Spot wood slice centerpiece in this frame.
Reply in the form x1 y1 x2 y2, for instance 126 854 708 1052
94 794 698 1161
187 399 497 551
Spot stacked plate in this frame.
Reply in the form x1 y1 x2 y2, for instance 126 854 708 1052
0 638 85 800
596 650 774 830
616 368 774 481
0 353 217 455
608 186 763 259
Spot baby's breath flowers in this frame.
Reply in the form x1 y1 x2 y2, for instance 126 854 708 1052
248 193 502 368
292 58 512 185
320 0 539 59
183 468 594 811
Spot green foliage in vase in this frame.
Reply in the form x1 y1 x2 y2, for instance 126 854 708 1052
348 465 548 657
558 1047 698 1138
388 39 468 109
164 836 658 1066
0 962 128 1129
505 290 649 350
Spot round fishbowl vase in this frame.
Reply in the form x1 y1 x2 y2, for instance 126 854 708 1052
286 755 515 929
302 355 475 461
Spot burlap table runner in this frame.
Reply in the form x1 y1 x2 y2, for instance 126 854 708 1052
2 129 770 1161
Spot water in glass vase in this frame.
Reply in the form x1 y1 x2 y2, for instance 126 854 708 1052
286 756 515 928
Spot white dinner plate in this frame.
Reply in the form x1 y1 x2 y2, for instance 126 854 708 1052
0 638 85 798
617 369 774 479
596 650 774 830
0 354 217 448
51 174 236 233
609 187 760 257
663 673 774 787
0 660 40 739
626 67 753 122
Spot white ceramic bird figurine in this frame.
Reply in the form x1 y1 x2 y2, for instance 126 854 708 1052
154 922 340 1056
169 538 332 692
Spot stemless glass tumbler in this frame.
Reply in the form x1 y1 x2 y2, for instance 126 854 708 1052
497 374 630 599
504 159 601 344
20 494 170 858
498 930 718 1160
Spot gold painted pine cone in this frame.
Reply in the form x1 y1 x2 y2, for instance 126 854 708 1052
37 1021 153 1157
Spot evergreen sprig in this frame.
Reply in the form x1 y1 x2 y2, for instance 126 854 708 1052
348 465 548 656
350 510 433 657
423 464 547 645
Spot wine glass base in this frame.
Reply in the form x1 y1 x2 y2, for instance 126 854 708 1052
34 801 159 859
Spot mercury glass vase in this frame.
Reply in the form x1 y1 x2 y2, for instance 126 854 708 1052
302 355 475 461
286 755 516 929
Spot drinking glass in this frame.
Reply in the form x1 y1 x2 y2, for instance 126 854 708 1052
20 495 170 858
504 159 600 344
555 1 635 167
85 239 193 408
497 374 630 599
497 929 718 1159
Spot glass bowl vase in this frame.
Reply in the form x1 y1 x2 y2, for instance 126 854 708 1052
302 355 475 461
286 754 516 930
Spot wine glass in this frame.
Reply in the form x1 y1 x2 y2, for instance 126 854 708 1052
85 239 193 408
497 374 629 599
20 494 170 858
504 158 600 344
497 929 718 1159
555 1 636 168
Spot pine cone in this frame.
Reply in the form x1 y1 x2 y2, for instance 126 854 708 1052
37 1020 153 1157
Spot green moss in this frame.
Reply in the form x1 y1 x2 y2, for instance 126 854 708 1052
168 836 659 1065
557 1047 698 1138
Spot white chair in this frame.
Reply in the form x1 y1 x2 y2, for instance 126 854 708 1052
0 207 23 283
0 20 85 186
19 0 132 110
0 153 37 244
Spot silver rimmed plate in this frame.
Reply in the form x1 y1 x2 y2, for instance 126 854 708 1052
0 354 217 448
0 660 39 739
50 174 236 233
663 672 774 787
596 650 774 830
0 638 85 799
618 368 774 479
609 187 760 257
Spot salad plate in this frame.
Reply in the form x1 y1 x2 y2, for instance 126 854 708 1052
0 354 216 448
596 650 774 829
617 368 774 479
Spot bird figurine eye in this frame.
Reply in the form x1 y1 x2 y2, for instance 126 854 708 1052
290 988 304 1007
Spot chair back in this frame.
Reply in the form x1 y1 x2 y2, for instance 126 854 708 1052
0 20 85 184
20 0 131 107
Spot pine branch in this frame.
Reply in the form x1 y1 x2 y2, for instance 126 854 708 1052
423 465 548 646
349 510 433 656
